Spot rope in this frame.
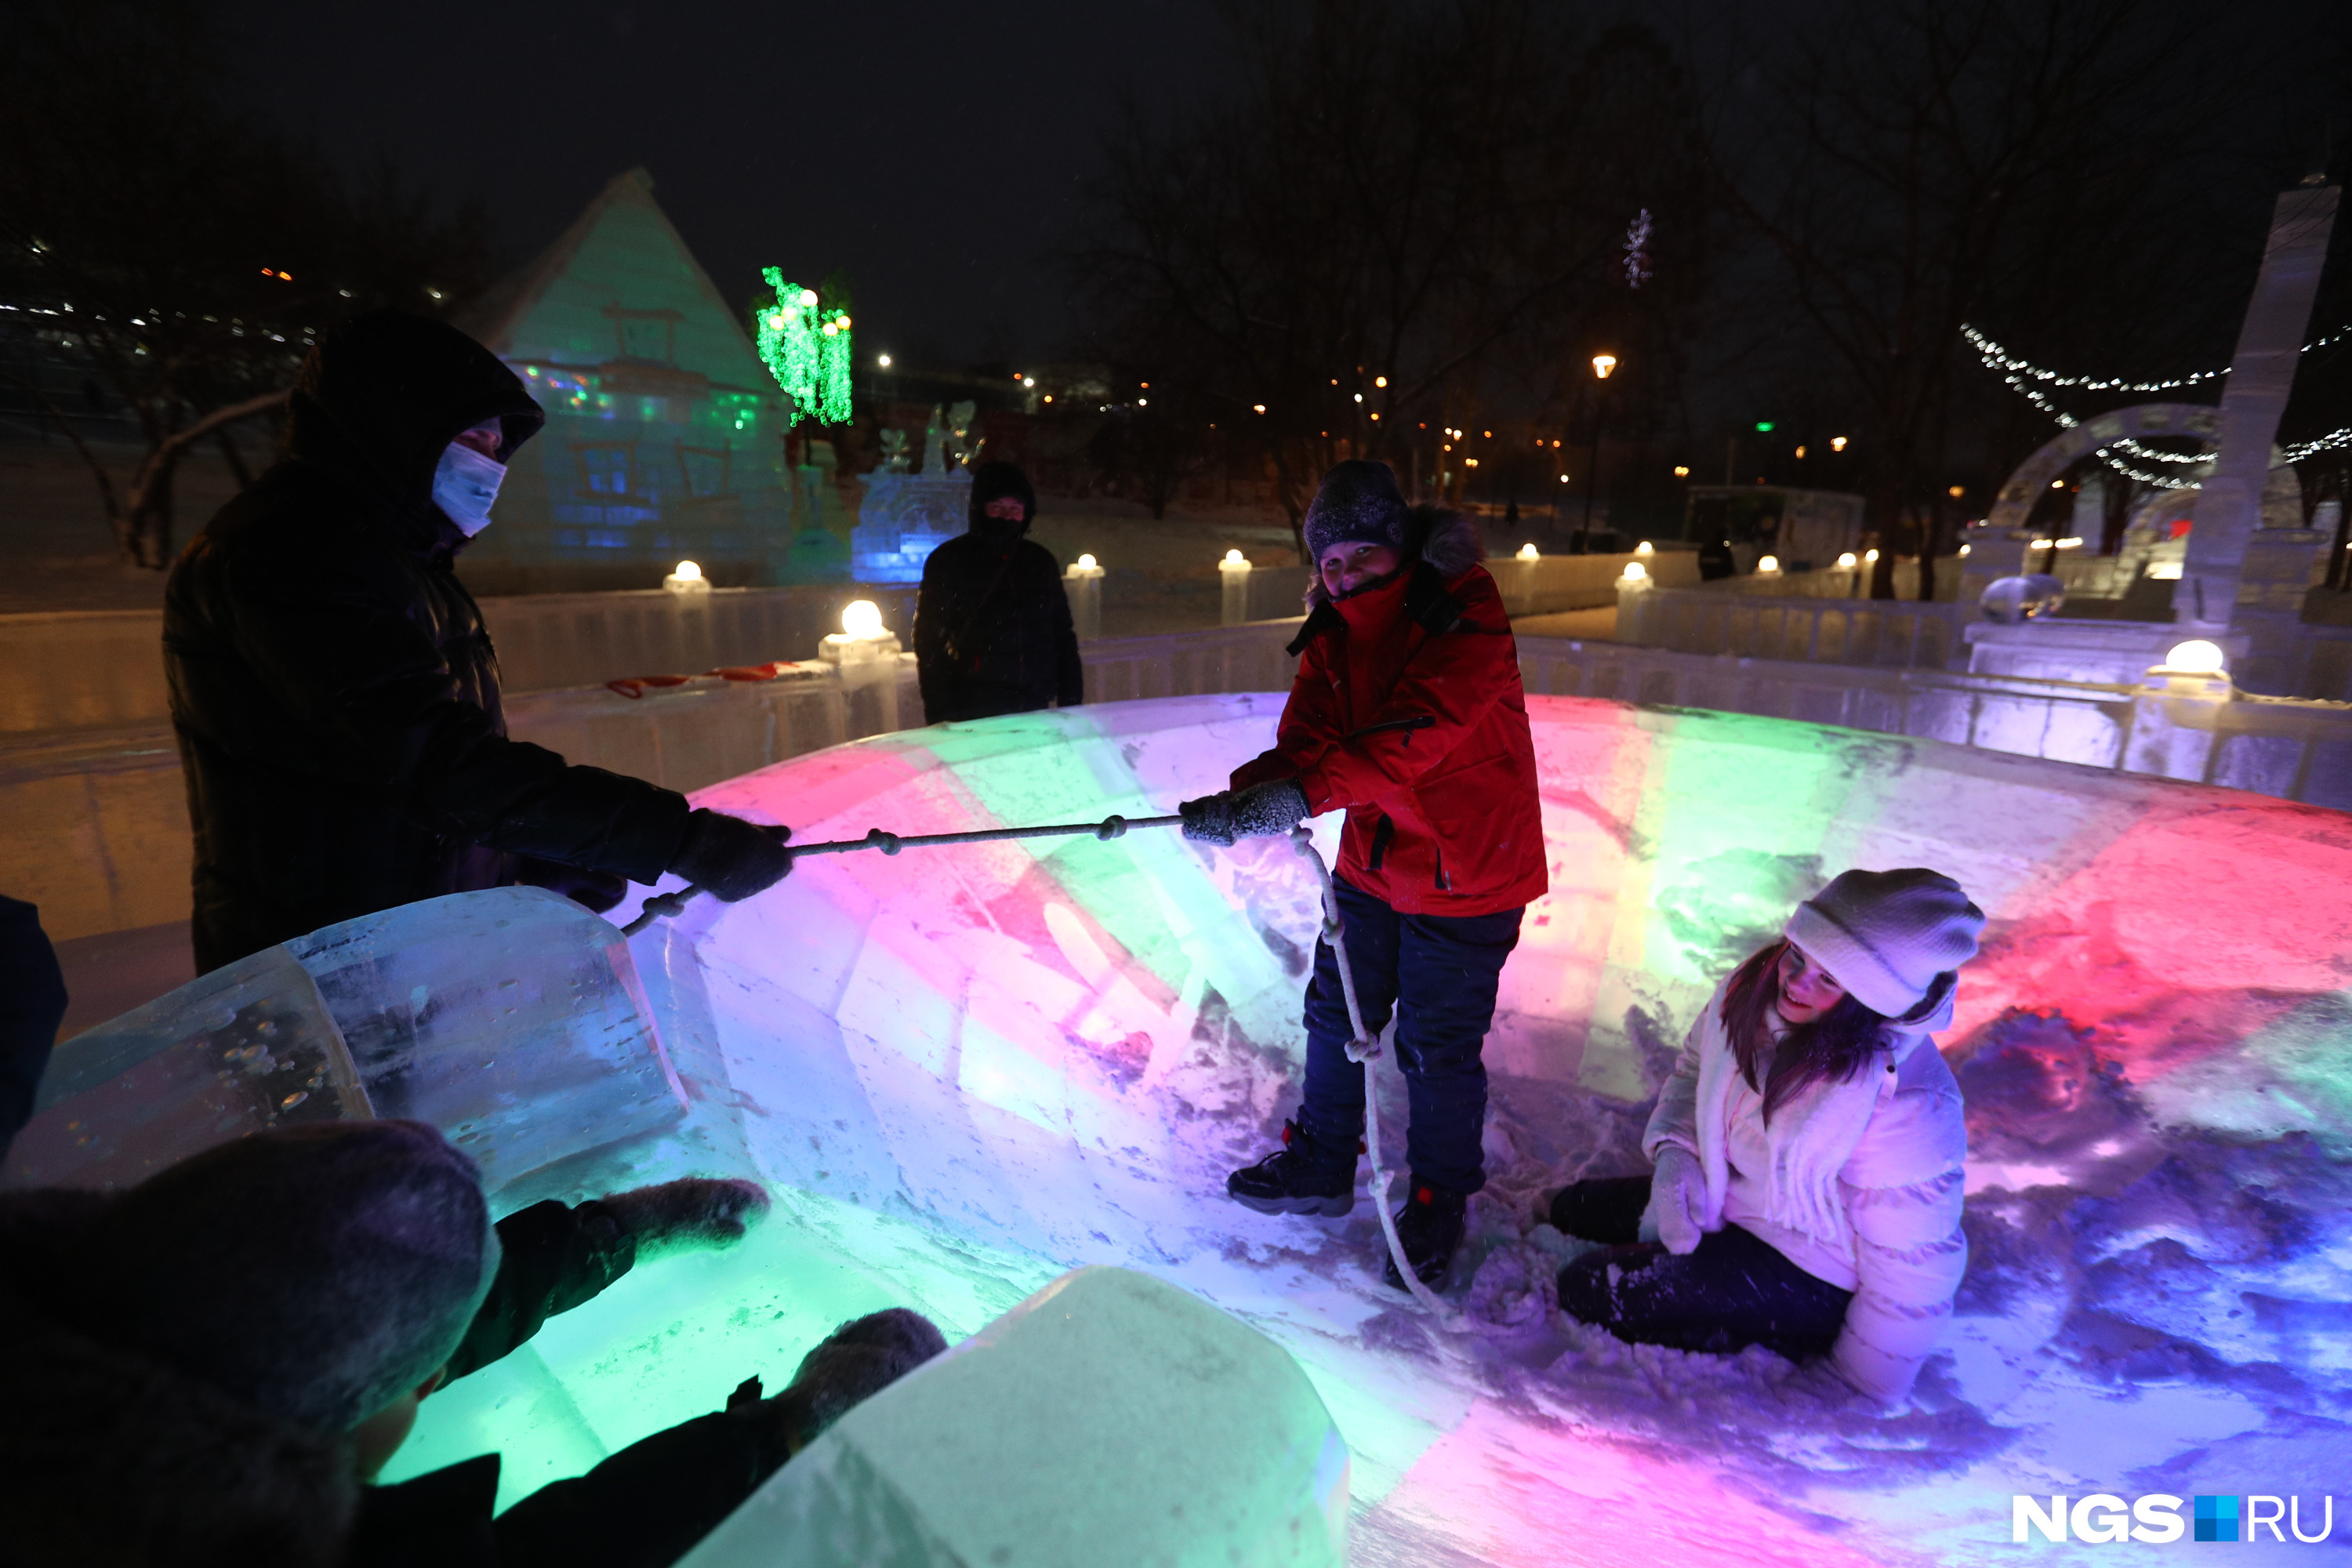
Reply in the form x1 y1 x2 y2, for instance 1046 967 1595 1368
1288 826 1462 1323
619 812 1184 937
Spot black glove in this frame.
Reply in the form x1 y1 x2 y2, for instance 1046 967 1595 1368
601 1176 771 1261
1180 792 1237 846
670 810 793 902
1232 779 1309 838
1181 780 1308 847
513 855 630 915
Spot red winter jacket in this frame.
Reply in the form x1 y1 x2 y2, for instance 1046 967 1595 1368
1231 510 1547 916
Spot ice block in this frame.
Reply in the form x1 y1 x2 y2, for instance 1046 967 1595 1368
678 1265 1348 1568
2 943 368 1189
5 887 688 1199
285 887 690 1194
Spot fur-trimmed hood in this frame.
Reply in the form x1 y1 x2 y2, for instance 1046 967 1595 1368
0 1192 359 1566
1303 503 1485 612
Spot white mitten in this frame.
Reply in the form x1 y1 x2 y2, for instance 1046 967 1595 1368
1640 1146 1707 1255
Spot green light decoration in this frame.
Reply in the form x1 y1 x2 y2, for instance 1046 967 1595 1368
757 267 853 426
1755 421 1776 433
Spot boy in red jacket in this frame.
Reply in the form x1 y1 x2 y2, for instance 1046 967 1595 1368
1181 460 1546 1288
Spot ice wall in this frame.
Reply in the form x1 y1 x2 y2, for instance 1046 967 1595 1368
385 693 2350 1563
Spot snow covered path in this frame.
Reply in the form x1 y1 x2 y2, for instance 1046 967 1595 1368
394 695 2352 1563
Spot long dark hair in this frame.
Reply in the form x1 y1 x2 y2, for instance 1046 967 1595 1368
1720 940 1889 1123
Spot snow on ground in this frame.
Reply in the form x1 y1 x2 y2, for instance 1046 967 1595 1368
393 694 2352 1563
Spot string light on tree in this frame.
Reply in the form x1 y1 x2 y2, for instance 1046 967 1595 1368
1622 209 1653 289
756 268 853 426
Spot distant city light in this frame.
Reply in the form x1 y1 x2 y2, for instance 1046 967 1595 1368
1592 354 1618 379
1374 376 1388 388
1831 436 1847 451
878 354 892 367
1948 485 1965 497
1795 445 1808 459
1023 376 1035 387
1755 421 1775 432
1253 404 1266 414
1673 466 1690 477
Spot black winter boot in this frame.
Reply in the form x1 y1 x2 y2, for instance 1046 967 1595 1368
1228 1120 1356 1217
1381 1179 1468 1290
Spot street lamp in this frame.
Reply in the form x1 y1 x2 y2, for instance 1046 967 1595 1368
1580 354 1617 553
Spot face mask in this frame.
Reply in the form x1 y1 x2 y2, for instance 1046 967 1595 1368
431 442 506 536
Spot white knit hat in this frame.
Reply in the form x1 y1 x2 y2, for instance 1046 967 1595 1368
1783 868 1984 1021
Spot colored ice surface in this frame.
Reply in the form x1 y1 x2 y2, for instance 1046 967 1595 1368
351 695 2352 1562
681 1266 1347 1568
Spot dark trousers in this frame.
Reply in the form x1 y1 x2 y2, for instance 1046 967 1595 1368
1549 1174 1853 1360
1297 873 1523 1196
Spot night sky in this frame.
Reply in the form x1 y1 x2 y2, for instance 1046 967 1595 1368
217 0 1235 370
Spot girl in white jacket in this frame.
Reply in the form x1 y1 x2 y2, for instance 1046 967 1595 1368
1548 868 1984 1405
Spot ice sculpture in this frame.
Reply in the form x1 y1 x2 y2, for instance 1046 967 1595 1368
7 887 686 1198
681 1266 1348 1568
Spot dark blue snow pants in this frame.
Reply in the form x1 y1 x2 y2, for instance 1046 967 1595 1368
1296 873 1523 1196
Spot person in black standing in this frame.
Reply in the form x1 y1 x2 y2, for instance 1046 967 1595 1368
911 463 1084 723
165 311 790 975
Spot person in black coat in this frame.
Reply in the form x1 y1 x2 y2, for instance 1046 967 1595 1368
0 895 68 1160
165 311 789 974
0 1120 947 1567
911 462 1084 723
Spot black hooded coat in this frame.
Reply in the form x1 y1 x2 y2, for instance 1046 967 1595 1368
165 313 691 973
910 464 1084 722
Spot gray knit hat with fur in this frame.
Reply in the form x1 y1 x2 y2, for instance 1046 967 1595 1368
69 1120 500 1433
1302 460 1410 562
1784 868 1984 1021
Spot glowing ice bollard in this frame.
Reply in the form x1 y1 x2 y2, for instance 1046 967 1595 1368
680 1266 1348 1568
5 887 688 1199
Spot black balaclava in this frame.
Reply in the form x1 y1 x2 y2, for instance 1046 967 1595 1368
968 461 1038 542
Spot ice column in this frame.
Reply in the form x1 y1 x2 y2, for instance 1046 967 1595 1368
2175 182 2339 638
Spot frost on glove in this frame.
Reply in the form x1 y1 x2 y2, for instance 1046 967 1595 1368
600 1177 772 1261
670 810 793 902
1183 779 1308 847
1640 1145 1708 1255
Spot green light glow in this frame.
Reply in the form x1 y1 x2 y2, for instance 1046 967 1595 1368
1755 421 1776 432
757 268 853 427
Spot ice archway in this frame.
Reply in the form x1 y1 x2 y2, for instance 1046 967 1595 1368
397 693 2352 1566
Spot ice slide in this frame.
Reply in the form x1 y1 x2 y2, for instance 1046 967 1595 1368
20 692 2352 1563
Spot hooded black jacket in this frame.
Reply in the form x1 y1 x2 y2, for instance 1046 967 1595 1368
910 473 1083 723
164 312 691 973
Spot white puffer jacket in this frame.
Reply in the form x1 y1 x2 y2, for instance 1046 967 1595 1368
1642 975 1969 1403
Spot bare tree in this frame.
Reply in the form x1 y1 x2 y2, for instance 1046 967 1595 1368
1707 0 2213 598
0 3 489 568
1076 2 1709 557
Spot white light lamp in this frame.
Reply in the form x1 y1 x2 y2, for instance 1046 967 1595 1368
1517 543 1541 561
2146 638 2231 699
663 560 710 595
1756 554 1780 574
1619 560 1649 585
1836 551 1857 570
1635 539 1654 556
820 597 902 667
